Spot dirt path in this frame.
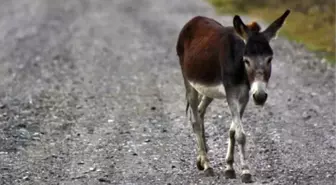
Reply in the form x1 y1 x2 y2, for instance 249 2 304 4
0 0 335 184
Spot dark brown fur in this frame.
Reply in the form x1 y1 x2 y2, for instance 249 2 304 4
176 16 245 86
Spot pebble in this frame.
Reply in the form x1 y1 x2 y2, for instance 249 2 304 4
18 128 31 140
0 104 6 109
32 132 41 140
35 55 41 62
98 177 111 183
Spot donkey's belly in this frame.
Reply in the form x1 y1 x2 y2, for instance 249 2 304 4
189 82 226 99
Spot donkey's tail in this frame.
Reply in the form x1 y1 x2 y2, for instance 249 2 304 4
185 101 190 116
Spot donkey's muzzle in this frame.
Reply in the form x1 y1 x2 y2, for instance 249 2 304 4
250 80 268 106
253 91 268 105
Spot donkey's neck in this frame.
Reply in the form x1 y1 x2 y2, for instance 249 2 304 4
221 33 250 88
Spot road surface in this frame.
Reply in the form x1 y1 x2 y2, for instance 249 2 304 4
0 0 335 184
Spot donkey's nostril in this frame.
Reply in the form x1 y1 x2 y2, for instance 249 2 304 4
253 92 268 105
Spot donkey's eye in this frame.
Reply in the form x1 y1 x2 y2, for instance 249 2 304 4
267 57 273 65
244 59 250 66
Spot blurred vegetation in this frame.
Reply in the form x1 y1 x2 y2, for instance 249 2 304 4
208 0 335 63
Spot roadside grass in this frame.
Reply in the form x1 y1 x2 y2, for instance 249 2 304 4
208 0 335 64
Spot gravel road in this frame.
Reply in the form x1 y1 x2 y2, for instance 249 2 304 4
0 0 335 184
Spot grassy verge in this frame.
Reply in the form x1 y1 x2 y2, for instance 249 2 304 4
208 0 335 64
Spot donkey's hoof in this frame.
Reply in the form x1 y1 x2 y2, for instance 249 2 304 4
241 173 252 183
204 167 215 177
196 158 204 170
224 168 236 179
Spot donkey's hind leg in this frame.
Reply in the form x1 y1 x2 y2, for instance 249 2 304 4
185 85 214 176
198 95 213 119
197 95 213 153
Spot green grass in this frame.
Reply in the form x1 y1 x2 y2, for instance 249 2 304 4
208 0 335 64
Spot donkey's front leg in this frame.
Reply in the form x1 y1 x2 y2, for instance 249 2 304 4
225 85 252 183
224 120 236 179
235 117 251 183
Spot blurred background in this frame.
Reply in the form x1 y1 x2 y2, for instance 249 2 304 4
209 0 335 63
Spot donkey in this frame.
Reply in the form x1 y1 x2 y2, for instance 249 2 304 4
176 10 290 183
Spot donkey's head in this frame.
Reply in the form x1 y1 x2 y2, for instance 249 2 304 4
233 10 290 106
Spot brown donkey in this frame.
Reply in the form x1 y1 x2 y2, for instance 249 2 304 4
176 10 290 183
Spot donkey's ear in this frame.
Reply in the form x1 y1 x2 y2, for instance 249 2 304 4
233 15 249 41
262 9 291 41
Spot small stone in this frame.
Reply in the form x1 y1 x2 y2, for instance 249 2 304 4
161 128 167 133
17 123 27 128
32 136 40 141
77 161 84 165
304 115 311 120
151 106 156 111
132 152 138 156
145 139 151 143
52 55 61 61
35 56 41 61
0 104 6 109
98 177 111 183
18 128 31 139
32 132 41 140
32 132 40 136
72 175 86 180
89 167 96 171
171 165 176 169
